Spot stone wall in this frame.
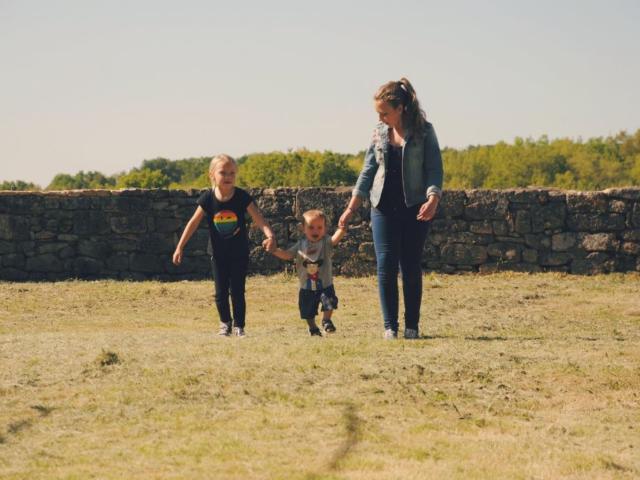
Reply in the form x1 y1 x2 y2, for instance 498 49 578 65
1 187 639 281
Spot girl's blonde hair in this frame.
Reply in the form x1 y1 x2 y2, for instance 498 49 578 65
208 154 237 186
374 77 427 136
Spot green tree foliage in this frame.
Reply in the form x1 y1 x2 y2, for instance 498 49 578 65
115 169 171 189
5 130 640 191
0 180 41 191
443 129 640 189
237 149 359 187
47 171 116 190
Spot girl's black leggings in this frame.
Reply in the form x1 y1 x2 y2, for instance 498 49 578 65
210 255 248 327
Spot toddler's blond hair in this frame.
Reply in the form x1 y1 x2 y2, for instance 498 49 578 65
302 209 327 227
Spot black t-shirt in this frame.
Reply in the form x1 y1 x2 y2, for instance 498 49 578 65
378 144 406 214
197 187 254 258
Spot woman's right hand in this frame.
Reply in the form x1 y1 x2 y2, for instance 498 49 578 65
338 208 353 228
172 248 183 266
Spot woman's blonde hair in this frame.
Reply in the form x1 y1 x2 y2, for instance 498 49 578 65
374 77 427 136
208 154 237 186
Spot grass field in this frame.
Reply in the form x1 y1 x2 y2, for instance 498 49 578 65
1 273 639 479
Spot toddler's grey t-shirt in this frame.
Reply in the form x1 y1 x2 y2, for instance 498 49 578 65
286 235 333 291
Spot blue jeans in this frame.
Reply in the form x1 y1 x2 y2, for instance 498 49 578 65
370 206 430 332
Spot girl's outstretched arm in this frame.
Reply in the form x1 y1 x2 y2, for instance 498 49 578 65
271 248 295 261
173 206 205 265
247 201 276 251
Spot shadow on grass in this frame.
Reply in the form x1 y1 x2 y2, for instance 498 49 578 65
465 335 509 341
421 334 454 340
305 403 362 480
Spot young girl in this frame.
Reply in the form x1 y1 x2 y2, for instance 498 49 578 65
173 154 276 337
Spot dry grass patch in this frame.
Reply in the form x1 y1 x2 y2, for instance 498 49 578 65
1 273 639 479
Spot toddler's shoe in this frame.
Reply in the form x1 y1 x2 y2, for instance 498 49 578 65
218 322 231 336
309 326 322 337
322 319 336 333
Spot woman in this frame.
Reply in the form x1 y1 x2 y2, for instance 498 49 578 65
339 78 443 339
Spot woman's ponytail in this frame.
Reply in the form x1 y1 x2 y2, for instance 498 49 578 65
374 77 427 136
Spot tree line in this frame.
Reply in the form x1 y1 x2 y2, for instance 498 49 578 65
2 129 639 191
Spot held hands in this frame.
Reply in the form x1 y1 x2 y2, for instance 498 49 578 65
338 208 354 229
417 195 439 222
262 236 277 253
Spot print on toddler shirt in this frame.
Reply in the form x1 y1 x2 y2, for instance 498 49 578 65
303 259 323 291
213 210 239 239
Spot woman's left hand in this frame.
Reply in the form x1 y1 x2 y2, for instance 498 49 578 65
417 196 439 221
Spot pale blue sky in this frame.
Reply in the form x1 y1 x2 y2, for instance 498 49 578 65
2 0 639 186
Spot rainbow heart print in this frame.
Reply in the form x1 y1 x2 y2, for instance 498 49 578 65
213 210 239 238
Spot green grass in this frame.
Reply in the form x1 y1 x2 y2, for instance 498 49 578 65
1 273 639 479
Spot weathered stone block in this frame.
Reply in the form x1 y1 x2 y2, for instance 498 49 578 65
487 242 521 262
106 254 129 271
567 214 626 232
78 240 111 258
441 244 488 265
522 249 538 263
609 200 627 213
633 203 640 228
621 242 640 255
431 219 468 233
506 189 549 204
110 215 148 234
26 254 64 272
110 237 139 253
571 252 615 274
539 252 571 266
566 192 608 213
531 203 566 232
438 191 466 218
623 229 640 241
74 257 104 276
445 232 493 245
0 215 30 241
340 255 376 276
73 211 110 235
470 220 493 234
59 246 75 259
0 241 16 254
514 210 531 234
130 253 163 273
551 232 577 251
295 188 350 223
464 191 509 220
603 188 640 200
0 267 28 281
2 253 25 268
37 243 68 254
255 188 297 217
155 218 183 233
579 233 620 252
492 221 509 236
34 231 57 241
138 233 175 255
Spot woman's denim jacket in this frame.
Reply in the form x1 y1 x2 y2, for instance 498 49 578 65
352 122 443 208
